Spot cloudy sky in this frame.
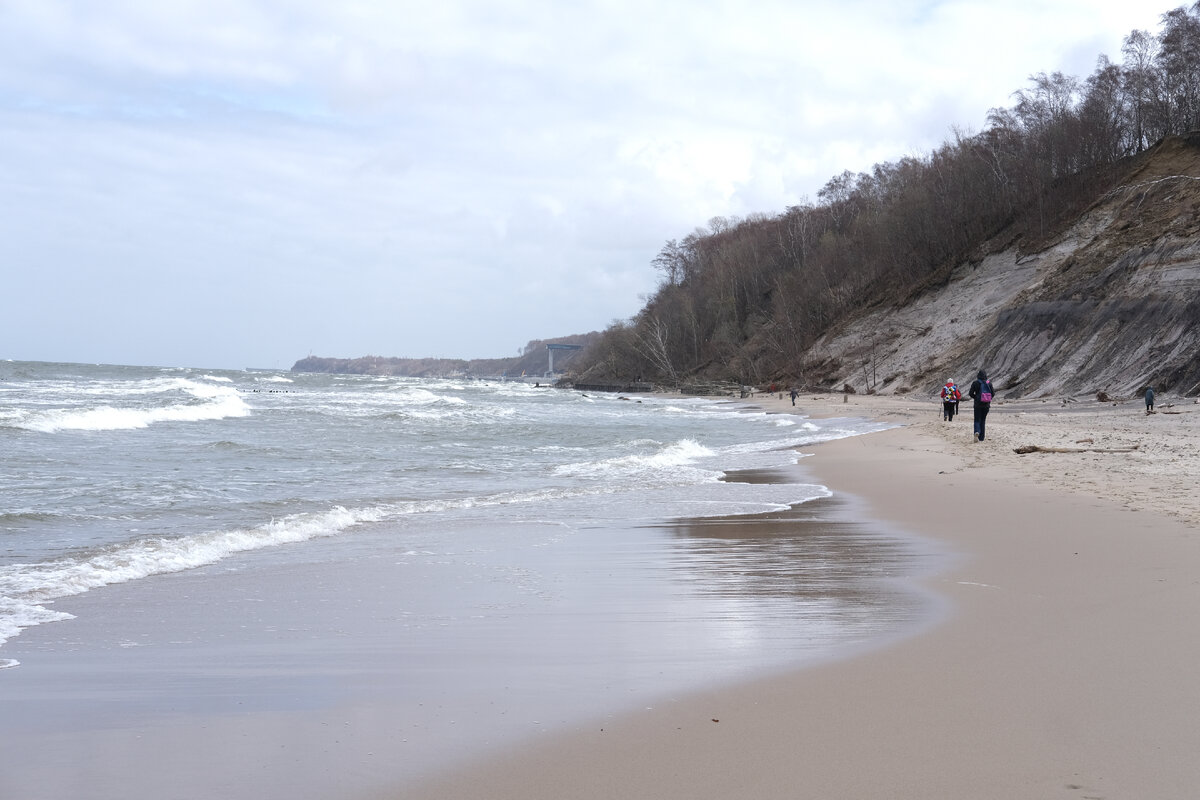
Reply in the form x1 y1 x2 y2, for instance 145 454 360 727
0 1 1169 369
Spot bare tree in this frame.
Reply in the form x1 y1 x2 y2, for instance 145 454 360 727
1123 28 1162 149
634 316 679 385
651 239 686 287
569 4 1200 389
1157 4 1200 132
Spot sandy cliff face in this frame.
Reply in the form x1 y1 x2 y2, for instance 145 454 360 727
806 135 1200 399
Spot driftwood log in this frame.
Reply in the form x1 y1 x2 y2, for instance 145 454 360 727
1014 444 1140 454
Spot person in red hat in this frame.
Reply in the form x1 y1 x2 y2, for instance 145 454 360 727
940 379 961 421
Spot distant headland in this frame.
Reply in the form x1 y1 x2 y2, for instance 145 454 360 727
292 332 600 380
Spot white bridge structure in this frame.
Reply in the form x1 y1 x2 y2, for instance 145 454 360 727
546 343 583 375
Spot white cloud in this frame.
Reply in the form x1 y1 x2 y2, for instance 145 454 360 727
0 0 1174 368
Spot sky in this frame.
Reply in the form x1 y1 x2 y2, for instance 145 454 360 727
0 1 1172 369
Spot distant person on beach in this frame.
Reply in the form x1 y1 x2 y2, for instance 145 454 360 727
968 370 994 441
790 387 798 406
1145 386 1155 412
940 379 961 421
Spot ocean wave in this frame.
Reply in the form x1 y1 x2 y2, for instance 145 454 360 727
13 381 251 432
386 487 583 516
312 387 489 421
0 365 901 666
0 505 382 649
481 383 547 399
552 438 717 481
639 483 832 520
712 420 887 464
67 376 204 397
0 440 846 654
0 490 610 649
391 387 469 406
17 400 249 432
0 597 75 653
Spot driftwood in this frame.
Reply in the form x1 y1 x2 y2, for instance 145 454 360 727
1014 444 1140 455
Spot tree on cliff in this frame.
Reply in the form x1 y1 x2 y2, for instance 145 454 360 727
570 3 1200 389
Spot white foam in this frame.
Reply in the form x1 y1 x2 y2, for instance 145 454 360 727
16 381 251 432
0 596 75 650
320 386 486 422
379 471 831 525
392 387 469 407
0 483 633 648
488 384 545 398
553 438 717 482
71 376 197 396
0 505 386 648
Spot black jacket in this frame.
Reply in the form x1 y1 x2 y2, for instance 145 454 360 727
969 377 993 406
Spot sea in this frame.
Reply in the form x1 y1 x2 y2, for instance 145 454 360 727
0 360 944 795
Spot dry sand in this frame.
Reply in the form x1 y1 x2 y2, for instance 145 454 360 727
399 391 1200 799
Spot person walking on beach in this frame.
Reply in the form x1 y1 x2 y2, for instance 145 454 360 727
940 379 961 421
1145 386 1155 413
968 370 994 441
790 387 798 406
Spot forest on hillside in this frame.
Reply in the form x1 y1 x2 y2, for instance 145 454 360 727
570 3 1200 388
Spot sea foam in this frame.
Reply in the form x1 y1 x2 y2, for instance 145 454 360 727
0 505 382 648
553 438 717 482
15 381 250 432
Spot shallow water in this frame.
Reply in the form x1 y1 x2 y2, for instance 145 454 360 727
1 361 898 661
0 361 944 798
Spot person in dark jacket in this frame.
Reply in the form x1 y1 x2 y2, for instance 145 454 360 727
1145 386 1155 412
968 369 994 441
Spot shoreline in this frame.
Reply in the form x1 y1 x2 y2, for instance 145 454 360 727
401 392 1200 798
5 388 1198 799
0 410 929 800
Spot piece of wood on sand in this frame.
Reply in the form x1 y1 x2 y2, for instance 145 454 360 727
1014 444 1140 454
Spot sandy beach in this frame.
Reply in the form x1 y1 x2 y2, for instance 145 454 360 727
5 386 1199 799
401 390 1200 799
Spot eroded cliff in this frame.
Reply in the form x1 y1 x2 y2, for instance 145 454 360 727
805 135 1200 399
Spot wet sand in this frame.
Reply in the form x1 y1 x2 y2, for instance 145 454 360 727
400 392 1200 799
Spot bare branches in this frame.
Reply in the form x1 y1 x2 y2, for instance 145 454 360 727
633 316 679 385
568 5 1200 389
